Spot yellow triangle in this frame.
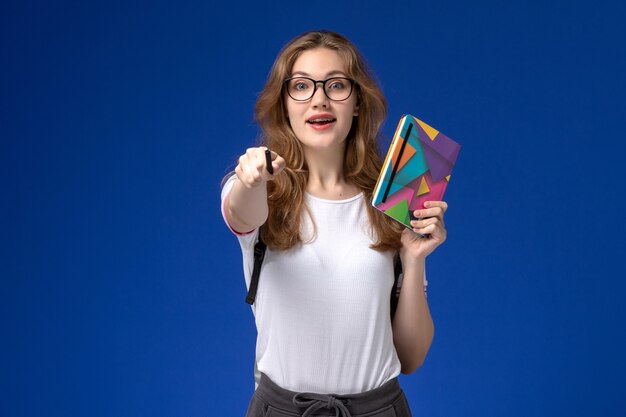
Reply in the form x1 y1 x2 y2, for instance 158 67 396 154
416 119 439 141
417 176 430 196
445 175 451 182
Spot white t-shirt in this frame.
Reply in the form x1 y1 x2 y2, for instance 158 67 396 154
222 176 411 394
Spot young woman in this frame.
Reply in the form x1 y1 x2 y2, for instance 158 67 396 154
221 30 448 417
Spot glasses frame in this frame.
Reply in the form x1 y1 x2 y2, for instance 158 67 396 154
284 76 356 102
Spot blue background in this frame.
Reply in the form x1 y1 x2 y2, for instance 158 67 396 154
2 0 625 416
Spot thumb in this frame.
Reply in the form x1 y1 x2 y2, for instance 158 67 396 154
266 151 286 178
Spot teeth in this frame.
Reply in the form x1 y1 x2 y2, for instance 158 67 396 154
308 118 335 123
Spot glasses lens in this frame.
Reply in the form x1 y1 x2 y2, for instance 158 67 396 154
324 78 353 101
287 78 315 101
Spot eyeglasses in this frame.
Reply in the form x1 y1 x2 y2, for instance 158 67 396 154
284 77 356 102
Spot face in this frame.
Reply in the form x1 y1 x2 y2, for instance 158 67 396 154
285 48 359 153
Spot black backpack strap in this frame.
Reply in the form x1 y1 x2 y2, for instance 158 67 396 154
245 234 266 305
390 252 403 320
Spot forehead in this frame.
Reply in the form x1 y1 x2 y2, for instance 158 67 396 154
291 48 348 78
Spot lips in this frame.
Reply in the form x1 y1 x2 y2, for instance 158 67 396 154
306 113 337 125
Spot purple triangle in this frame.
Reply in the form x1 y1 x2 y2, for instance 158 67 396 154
416 123 461 182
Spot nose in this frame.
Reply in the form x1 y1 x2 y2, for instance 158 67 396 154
311 81 329 108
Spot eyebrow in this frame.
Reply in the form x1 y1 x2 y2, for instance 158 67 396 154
290 70 348 78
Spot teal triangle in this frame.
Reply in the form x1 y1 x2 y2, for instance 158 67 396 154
377 119 428 202
386 150 428 197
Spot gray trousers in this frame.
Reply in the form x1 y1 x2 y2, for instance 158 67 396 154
246 373 413 417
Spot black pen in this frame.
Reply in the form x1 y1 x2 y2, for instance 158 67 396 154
265 149 274 175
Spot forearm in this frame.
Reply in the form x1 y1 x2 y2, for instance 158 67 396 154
225 178 269 233
392 255 434 374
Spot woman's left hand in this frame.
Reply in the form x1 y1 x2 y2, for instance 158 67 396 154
401 201 448 259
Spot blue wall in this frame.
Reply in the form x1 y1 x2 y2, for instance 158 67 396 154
2 1 625 416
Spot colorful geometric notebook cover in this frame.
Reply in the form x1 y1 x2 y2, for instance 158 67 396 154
372 114 461 228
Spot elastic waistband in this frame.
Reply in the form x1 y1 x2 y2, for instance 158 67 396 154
255 373 403 416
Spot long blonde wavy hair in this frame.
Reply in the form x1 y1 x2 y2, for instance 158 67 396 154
255 30 403 251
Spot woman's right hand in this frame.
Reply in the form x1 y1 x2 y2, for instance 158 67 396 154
235 147 286 189
226 147 286 233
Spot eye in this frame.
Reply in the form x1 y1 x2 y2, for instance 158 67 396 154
328 79 348 90
289 78 312 91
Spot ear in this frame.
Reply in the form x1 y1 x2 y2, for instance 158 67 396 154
354 90 361 116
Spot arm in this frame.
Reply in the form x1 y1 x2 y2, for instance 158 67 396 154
224 147 285 233
392 201 448 374
392 254 434 374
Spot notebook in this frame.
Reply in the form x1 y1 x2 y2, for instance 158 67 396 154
372 114 461 229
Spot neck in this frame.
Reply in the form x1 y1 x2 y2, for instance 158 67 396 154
304 147 359 200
